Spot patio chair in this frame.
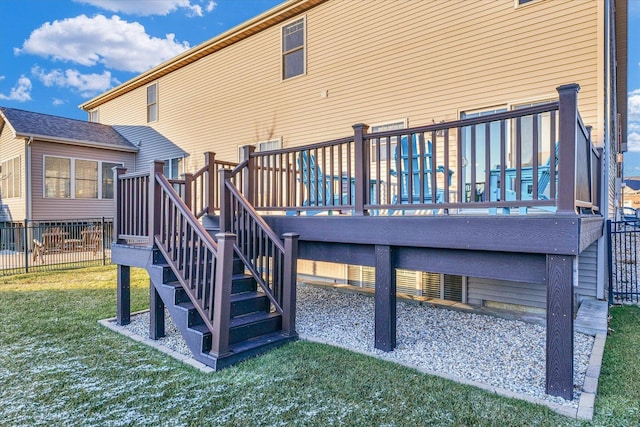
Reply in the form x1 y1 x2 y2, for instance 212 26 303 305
81 226 103 255
389 134 453 215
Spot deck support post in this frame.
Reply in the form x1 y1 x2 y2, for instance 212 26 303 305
374 244 396 351
211 232 235 357
545 254 574 400
149 281 165 340
116 264 130 326
352 123 370 216
282 233 300 336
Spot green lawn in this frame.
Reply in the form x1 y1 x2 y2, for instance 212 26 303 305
0 265 638 426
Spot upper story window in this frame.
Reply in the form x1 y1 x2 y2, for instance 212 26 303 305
282 18 305 80
0 156 21 199
147 83 158 122
88 109 99 123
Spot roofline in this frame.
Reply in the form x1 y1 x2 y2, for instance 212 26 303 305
79 0 327 111
18 132 139 153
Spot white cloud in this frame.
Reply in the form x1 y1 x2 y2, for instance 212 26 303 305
52 98 67 106
0 76 32 102
16 15 190 73
628 129 640 153
32 66 116 98
630 89 640 122
73 0 216 17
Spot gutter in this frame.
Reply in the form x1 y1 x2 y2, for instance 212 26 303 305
15 132 138 153
25 137 32 222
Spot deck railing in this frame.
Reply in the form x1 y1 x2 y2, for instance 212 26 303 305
238 84 600 216
220 165 298 334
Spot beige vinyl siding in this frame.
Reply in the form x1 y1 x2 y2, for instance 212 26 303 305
0 127 26 222
30 141 135 220
94 0 602 168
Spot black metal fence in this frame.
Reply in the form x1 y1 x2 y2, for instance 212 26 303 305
0 218 112 276
608 220 640 304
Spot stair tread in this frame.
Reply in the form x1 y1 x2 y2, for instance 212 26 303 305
231 311 280 328
189 323 210 334
231 291 268 302
228 331 294 353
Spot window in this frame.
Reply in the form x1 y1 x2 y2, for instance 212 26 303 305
282 18 305 79
44 156 122 199
45 157 71 198
102 162 121 199
147 83 158 122
0 156 21 199
238 138 282 161
88 109 99 123
511 100 556 167
370 119 407 162
163 157 183 179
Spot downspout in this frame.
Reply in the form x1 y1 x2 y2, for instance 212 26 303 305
25 137 33 221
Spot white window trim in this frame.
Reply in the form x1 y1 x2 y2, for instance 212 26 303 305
0 155 21 199
162 157 184 179
147 82 158 123
237 137 282 161
281 16 307 81
370 118 408 163
43 155 123 199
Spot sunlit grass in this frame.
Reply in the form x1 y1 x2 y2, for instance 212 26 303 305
0 265 638 426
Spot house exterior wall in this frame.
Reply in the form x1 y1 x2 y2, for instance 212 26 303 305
0 126 26 222
30 141 135 220
92 0 604 168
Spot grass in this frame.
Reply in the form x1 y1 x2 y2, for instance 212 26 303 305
0 265 638 426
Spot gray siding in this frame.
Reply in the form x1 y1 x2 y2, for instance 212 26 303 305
31 141 135 220
467 277 546 309
113 125 187 173
577 241 598 300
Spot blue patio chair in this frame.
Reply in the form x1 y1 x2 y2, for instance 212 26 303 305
489 142 559 213
389 134 453 215
287 151 347 216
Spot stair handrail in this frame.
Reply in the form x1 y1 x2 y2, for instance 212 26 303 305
150 161 234 356
220 164 299 335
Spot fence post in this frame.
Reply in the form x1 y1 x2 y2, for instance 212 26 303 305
101 216 106 266
211 232 235 357
219 169 232 233
23 218 29 273
204 151 216 215
183 172 193 212
241 145 256 205
113 166 127 244
148 161 165 247
281 232 299 336
556 84 579 215
607 219 614 304
353 123 370 216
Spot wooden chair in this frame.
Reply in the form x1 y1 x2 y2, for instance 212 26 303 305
81 226 103 255
389 135 453 214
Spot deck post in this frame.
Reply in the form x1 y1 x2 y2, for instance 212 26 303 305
241 145 256 206
374 244 396 351
211 232 235 357
546 254 574 400
353 123 370 216
149 281 165 339
219 169 233 233
183 172 193 213
204 151 216 215
148 161 165 246
556 84 579 215
282 232 299 336
116 264 130 326
113 166 127 244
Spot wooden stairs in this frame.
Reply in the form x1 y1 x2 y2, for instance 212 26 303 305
147 246 296 370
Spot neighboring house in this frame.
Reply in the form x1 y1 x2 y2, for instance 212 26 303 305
0 107 137 222
76 0 626 399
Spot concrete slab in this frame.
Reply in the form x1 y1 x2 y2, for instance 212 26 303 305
575 299 608 336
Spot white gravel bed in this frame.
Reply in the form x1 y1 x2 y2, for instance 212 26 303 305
117 283 593 410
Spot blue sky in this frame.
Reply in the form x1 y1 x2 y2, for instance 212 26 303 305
0 0 639 175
